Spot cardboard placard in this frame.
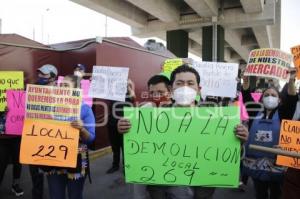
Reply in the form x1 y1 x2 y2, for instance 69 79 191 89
277 120 300 169
290 45 300 79
20 119 79 168
163 59 183 73
193 61 239 98
81 80 93 107
124 107 241 187
89 66 129 102
291 45 300 55
244 48 293 82
0 71 24 111
5 90 26 135
26 84 82 121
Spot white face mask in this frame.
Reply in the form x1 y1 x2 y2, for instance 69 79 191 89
74 71 83 77
263 96 279 110
173 86 197 106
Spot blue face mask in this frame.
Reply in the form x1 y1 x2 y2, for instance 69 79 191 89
37 77 50 85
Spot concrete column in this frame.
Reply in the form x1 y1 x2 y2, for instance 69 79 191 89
202 25 224 61
166 30 189 58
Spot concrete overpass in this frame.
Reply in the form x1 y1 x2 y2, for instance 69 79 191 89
71 0 281 63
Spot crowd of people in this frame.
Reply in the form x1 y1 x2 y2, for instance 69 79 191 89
0 61 300 199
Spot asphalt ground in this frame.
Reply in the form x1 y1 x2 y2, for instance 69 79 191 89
0 153 255 199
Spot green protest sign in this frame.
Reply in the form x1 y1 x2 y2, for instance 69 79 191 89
123 107 241 187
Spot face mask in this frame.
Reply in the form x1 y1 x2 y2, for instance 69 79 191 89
37 77 50 85
150 95 170 107
74 71 83 77
263 96 279 110
141 102 154 108
173 86 197 105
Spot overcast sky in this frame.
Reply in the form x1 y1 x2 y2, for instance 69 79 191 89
0 0 299 59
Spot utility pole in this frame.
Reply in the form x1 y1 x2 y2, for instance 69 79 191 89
105 16 108 37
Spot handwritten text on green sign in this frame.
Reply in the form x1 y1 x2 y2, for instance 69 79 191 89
123 107 241 187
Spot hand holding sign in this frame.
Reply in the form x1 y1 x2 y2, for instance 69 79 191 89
71 120 84 131
288 67 297 80
118 118 131 134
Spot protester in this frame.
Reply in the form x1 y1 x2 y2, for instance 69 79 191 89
106 79 136 174
134 74 193 199
36 64 58 86
281 81 300 199
45 75 95 199
73 64 86 79
242 69 297 199
133 74 172 199
30 64 58 199
118 64 249 199
141 75 172 107
0 108 24 196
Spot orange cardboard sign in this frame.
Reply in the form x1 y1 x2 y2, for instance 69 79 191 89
20 119 79 168
291 45 300 55
291 45 300 79
293 53 300 79
276 120 300 169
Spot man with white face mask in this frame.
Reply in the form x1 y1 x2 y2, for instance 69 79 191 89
118 64 249 199
241 70 297 199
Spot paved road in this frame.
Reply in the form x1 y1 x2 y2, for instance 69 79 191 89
1 154 255 199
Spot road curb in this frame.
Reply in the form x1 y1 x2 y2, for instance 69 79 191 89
89 146 112 161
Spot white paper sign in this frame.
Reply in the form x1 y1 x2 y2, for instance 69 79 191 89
88 66 129 102
193 61 239 98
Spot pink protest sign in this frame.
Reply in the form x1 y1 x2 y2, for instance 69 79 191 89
5 90 25 135
57 76 64 86
81 80 93 107
251 92 262 103
238 92 249 121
